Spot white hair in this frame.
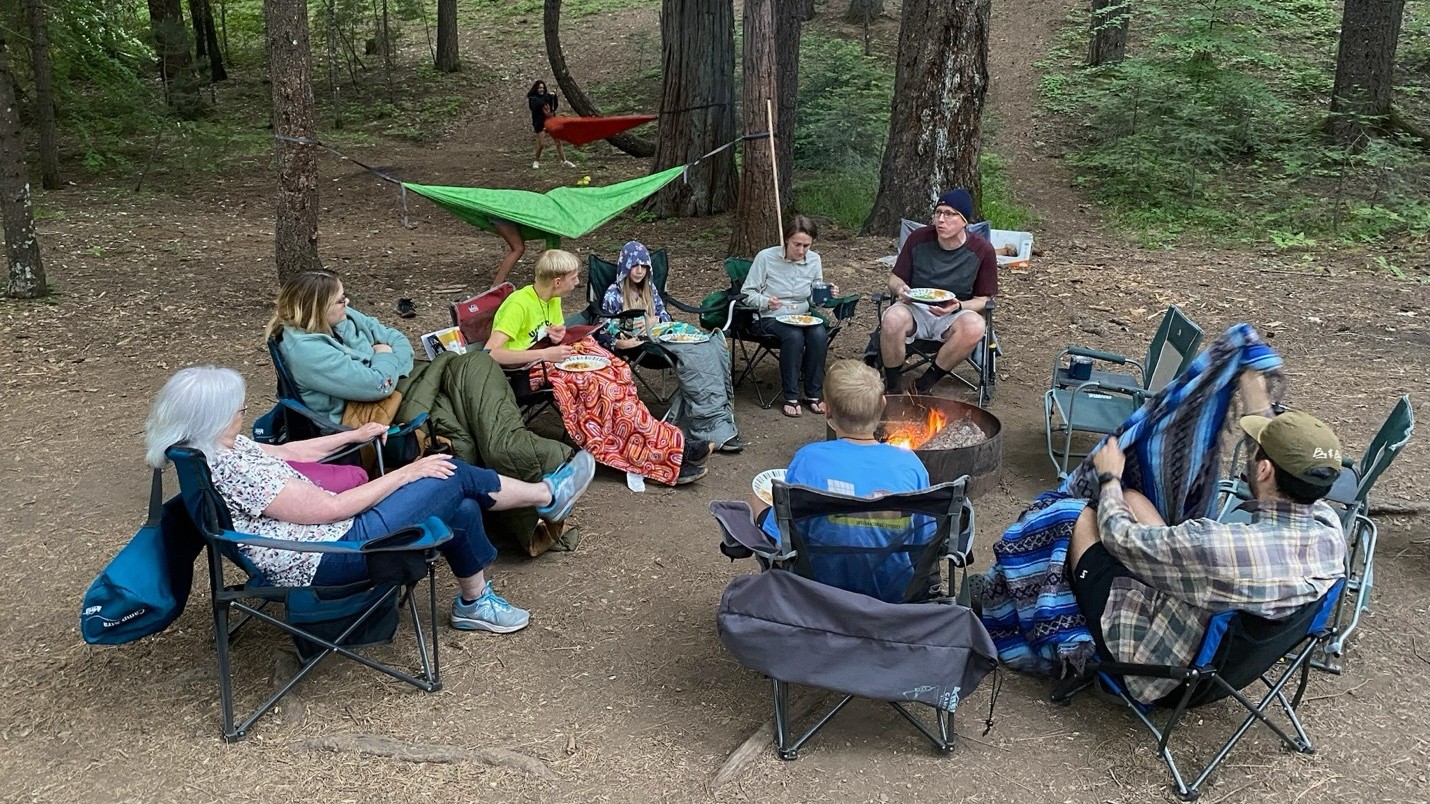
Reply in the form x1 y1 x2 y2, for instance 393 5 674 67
144 366 247 468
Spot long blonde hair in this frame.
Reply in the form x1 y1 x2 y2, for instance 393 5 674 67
621 271 655 315
264 270 342 338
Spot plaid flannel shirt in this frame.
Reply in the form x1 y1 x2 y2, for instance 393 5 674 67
1095 485 1346 703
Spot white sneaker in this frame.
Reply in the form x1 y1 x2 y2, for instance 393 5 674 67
532 161 540 169
561 160 576 168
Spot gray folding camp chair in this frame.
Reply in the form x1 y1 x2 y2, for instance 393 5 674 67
1216 394 1414 671
710 479 997 758
1044 305 1204 477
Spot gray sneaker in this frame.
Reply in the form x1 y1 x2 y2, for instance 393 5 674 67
536 450 596 523
451 582 530 633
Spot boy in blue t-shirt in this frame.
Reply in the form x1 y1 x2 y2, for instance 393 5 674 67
754 360 932 601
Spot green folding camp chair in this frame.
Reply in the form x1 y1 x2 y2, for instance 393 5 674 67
1216 394 1414 671
1044 306 1204 477
715 258 861 409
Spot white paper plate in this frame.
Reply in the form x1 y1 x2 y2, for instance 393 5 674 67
751 469 787 506
555 355 611 373
659 331 711 344
775 314 822 327
906 287 957 304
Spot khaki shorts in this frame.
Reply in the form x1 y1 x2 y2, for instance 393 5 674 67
901 303 978 344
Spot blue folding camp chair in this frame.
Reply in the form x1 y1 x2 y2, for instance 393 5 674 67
1052 580 1345 801
709 479 996 758
1217 394 1414 670
167 446 452 741
1044 305 1204 477
864 296 1000 408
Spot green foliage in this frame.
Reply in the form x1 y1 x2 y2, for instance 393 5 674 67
1041 0 1430 249
793 35 892 174
793 172 879 230
978 150 1035 230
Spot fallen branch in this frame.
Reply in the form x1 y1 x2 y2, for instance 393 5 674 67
711 693 824 789
1368 498 1430 516
294 733 557 779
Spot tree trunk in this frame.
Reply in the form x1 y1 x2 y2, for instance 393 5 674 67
862 0 990 236
729 0 780 257
435 0 459 72
199 0 227 81
649 0 738 218
327 0 342 128
773 0 812 216
0 40 47 299
543 0 654 157
189 0 206 56
147 0 204 116
1328 0 1406 147
844 0 882 25
266 0 322 281
1087 0 1129 66
24 0 59 190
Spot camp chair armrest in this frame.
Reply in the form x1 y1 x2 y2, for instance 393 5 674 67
215 520 453 554
1092 661 1200 681
279 398 350 435
667 289 745 316
1066 345 1136 366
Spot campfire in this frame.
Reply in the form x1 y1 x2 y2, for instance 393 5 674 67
832 395 1003 497
885 407 949 450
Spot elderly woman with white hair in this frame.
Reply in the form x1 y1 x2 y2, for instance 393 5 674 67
144 366 595 634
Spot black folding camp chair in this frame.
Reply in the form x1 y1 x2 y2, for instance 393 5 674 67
252 332 428 473
1044 305 1203 477
166 446 452 741
710 479 997 758
450 283 557 424
581 249 738 405
863 295 1000 408
719 257 862 409
1051 580 1345 801
1216 394 1414 671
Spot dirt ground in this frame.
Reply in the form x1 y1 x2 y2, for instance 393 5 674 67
2 1 1428 802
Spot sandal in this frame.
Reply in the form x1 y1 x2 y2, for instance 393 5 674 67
395 297 417 318
804 398 826 415
781 400 802 418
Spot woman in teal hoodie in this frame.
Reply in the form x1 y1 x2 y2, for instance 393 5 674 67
265 270 577 555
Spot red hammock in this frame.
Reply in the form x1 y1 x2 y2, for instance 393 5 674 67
544 115 657 146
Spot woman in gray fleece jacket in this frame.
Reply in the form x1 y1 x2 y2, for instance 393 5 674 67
740 215 837 417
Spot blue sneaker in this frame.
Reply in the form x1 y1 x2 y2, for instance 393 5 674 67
536 450 595 523
451 582 530 633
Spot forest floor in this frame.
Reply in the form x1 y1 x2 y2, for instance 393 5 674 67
1 1 1427 802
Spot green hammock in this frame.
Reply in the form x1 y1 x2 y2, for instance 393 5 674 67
402 165 685 247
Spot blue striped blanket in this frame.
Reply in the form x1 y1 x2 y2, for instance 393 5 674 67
981 324 1283 675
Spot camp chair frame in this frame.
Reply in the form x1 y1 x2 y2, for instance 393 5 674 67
1044 305 1203 477
581 250 739 406
166 446 452 742
257 332 429 474
450 282 557 424
719 257 862 409
865 294 1000 408
1215 394 1413 671
1050 581 1343 801
710 479 978 758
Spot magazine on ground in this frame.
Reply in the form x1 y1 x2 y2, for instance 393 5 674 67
420 326 468 360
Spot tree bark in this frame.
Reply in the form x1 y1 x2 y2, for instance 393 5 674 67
1087 0 1129 66
844 0 882 25
543 0 654 157
435 0 459 72
862 0 990 236
148 0 204 116
773 0 812 216
266 0 322 281
1328 0 1406 147
0 40 47 299
648 0 738 218
729 0 780 257
24 0 59 190
198 0 227 81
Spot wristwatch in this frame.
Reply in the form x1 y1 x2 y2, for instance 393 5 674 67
1096 471 1122 486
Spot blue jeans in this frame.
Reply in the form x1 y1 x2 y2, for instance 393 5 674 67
312 461 502 585
751 317 829 402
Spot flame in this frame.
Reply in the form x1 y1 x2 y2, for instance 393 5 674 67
885 406 949 450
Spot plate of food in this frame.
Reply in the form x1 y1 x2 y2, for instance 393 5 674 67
751 469 787 506
776 314 823 327
659 331 711 345
555 355 611 373
906 287 957 304
649 322 677 338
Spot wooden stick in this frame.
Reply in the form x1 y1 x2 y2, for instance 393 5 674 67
711 692 822 789
766 98 783 238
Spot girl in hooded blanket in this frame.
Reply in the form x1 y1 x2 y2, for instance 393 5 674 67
599 240 741 452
